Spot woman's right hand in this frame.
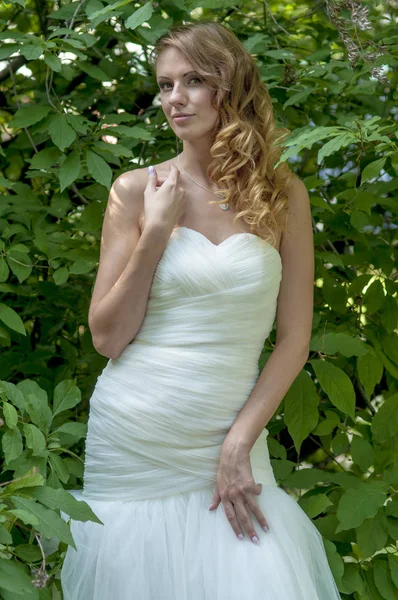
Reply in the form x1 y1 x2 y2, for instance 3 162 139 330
143 164 185 235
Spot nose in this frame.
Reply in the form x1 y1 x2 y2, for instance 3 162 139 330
168 82 188 107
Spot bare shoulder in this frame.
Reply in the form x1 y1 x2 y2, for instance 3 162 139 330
284 174 310 214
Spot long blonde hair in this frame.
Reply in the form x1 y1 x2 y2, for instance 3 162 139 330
148 21 295 246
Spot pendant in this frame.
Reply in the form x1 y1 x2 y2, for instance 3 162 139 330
219 203 229 211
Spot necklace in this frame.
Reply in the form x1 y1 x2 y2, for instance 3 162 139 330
176 153 230 211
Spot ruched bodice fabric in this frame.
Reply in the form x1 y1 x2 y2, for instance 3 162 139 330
82 227 282 502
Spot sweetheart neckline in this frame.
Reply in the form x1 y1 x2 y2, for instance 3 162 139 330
173 226 282 261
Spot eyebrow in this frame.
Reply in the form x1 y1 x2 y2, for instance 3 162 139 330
156 70 198 81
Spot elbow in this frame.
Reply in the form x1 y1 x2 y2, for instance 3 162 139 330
91 332 133 360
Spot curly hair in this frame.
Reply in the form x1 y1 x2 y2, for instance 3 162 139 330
148 20 296 247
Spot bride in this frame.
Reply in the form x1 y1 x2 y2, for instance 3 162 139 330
60 20 342 600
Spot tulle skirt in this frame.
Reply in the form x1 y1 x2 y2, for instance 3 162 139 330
60 481 341 599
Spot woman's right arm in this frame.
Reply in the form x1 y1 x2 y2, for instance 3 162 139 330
88 169 169 360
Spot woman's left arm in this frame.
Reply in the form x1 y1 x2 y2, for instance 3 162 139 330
209 177 315 542
224 175 315 452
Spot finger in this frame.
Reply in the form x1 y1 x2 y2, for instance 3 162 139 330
235 500 260 544
245 496 269 532
222 500 245 540
209 487 221 511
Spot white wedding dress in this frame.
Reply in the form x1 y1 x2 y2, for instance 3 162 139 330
60 226 341 600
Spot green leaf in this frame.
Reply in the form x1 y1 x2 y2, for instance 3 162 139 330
283 369 319 453
361 157 387 185
48 115 77 151
336 481 389 531
11 496 76 548
23 423 47 455
310 360 356 421
26 486 103 524
24 393 53 434
7 508 40 527
48 452 69 483
59 149 81 191
298 493 333 518
52 266 69 285
28 146 62 169
44 52 62 72
373 559 398 600
3 402 18 429
0 303 26 335
0 558 38 594
3 466 44 493
0 256 9 282
9 104 51 128
350 435 374 472
13 544 43 562
365 280 385 314
6 249 32 283
372 393 398 443
357 352 383 399
53 379 82 417
53 421 87 441
125 1 153 29
356 511 389 559
86 150 112 189
2 428 23 463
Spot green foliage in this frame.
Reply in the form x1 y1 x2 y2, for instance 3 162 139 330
0 0 397 597
0 379 101 597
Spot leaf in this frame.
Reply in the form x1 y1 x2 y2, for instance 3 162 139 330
336 480 389 531
283 369 319 453
372 393 398 443
48 452 70 483
53 421 87 441
298 493 333 518
7 508 40 527
53 379 82 417
23 423 47 455
6 248 32 283
0 303 26 335
310 360 356 421
48 115 77 151
0 256 10 282
24 393 53 434
9 104 51 128
350 435 374 472
86 150 112 189
2 402 18 429
52 266 69 285
59 149 81 191
0 558 38 594
3 466 44 493
356 511 389 559
2 428 23 463
28 146 62 169
26 486 103 524
373 559 398 600
11 496 76 548
361 157 387 185
44 52 62 72
357 352 383 399
125 1 153 29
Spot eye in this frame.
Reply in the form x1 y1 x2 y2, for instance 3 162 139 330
159 76 202 90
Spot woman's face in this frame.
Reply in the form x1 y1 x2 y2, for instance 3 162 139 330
156 47 220 140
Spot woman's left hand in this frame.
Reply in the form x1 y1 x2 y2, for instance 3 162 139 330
208 443 269 543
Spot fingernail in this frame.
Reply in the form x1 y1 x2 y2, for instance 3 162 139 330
208 505 213 510
251 536 259 544
263 525 269 532
148 165 154 175
237 533 244 540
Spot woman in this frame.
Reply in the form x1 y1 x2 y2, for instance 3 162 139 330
61 21 342 600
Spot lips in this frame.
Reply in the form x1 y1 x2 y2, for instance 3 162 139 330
173 114 194 118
